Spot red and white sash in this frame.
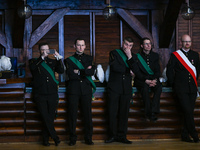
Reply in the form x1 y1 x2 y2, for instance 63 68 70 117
173 50 198 88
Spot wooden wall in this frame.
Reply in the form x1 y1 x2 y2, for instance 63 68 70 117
177 10 200 53
29 12 148 71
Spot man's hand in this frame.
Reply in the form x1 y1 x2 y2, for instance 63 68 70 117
41 49 48 59
130 70 135 78
124 48 132 59
145 79 157 87
87 66 92 69
74 69 79 74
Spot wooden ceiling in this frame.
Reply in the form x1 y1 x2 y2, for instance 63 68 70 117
0 0 172 10
0 0 199 49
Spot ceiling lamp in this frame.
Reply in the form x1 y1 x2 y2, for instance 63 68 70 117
17 0 32 19
103 0 116 20
181 0 195 20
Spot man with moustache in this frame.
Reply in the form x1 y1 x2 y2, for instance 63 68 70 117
134 37 162 122
167 34 200 143
64 38 96 146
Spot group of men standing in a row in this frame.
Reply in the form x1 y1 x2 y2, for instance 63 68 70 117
29 34 199 147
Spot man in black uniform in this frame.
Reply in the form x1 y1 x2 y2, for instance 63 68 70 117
134 37 162 122
105 37 141 144
64 38 96 146
29 43 64 146
166 34 200 143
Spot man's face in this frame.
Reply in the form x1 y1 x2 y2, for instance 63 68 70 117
141 39 152 52
40 45 49 55
74 40 86 53
122 40 133 51
181 35 192 50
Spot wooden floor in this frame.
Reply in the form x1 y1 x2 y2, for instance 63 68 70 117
1 139 200 150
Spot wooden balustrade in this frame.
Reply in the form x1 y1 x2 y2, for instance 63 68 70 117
0 79 200 142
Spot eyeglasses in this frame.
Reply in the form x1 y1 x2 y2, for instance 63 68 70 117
143 43 152 46
182 41 191 43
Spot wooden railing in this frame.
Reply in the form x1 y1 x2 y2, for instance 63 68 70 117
0 79 200 142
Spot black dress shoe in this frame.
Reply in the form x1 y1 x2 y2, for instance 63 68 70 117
145 114 151 122
193 138 200 143
105 137 115 143
43 141 50 146
85 139 94 145
69 140 76 146
118 137 132 144
53 138 61 146
181 136 193 143
151 113 158 122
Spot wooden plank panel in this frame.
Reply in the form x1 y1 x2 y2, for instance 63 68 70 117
95 15 120 70
0 83 25 137
64 15 90 58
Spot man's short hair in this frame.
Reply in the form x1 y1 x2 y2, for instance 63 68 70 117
140 37 151 45
124 37 134 43
74 38 85 45
38 42 48 50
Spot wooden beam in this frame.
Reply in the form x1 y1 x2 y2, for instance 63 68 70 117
159 0 184 48
58 17 65 82
5 9 14 57
24 16 32 77
117 8 153 43
26 0 169 10
0 30 7 48
29 7 70 48
12 0 24 48
151 10 163 52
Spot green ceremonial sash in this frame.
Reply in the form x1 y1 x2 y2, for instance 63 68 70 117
41 60 59 117
136 53 154 75
68 56 96 99
115 49 129 68
115 49 134 96
41 61 59 85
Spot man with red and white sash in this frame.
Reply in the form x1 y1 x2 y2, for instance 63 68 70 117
167 34 200 143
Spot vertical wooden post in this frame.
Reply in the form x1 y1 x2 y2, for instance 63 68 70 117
58 17 65 82
4 10 14 57
151 10 163 53
90 12 95 61
24 16 32 77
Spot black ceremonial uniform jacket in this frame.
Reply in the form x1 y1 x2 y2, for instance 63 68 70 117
29 56 64 95
134 50 161 88
107 49 141 95
166 49 200 93
64 53 96 95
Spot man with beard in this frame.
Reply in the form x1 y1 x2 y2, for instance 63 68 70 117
166 34 200 143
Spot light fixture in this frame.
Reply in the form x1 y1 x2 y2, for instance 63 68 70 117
17 0 32 19
103 0 116 20
181 0 195 20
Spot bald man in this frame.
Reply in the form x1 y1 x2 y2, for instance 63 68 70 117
166 34 200 143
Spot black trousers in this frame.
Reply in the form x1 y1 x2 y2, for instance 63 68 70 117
34 93 59 141
67 94 93 141
139 82 162 116
107 91 132 138
176 92 199 139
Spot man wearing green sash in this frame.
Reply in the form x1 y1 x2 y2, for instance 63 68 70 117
64 38 96 146
134 37 162 122
29 43 64 146
105 37 141 144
